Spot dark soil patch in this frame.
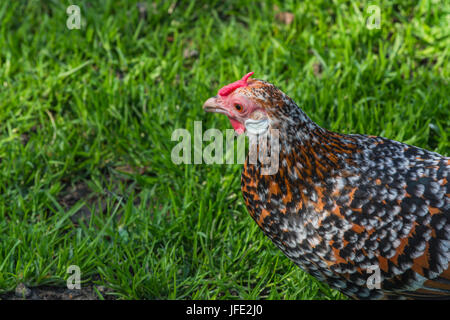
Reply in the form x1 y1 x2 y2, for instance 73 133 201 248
0 284 116 300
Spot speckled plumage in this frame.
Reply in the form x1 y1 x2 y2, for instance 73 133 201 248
206 76 450 300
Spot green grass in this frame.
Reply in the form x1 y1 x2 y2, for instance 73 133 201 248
0 0 448 299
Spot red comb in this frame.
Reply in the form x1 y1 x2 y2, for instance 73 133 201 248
218 72 254 97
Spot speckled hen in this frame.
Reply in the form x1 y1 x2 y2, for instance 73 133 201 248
203 72 449 300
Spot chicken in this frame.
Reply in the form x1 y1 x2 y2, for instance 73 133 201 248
203 72 450 300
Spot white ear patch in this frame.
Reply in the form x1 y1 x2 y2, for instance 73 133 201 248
245 118 269 135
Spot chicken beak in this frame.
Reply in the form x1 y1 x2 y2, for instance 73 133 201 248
202 96 228 116
203 96 246 135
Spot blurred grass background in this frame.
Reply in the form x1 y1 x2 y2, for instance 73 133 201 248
0 0 448 299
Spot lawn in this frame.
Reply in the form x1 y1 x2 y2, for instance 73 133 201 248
0 0 448 299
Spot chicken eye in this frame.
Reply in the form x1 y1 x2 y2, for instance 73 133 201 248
234 104 244 112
